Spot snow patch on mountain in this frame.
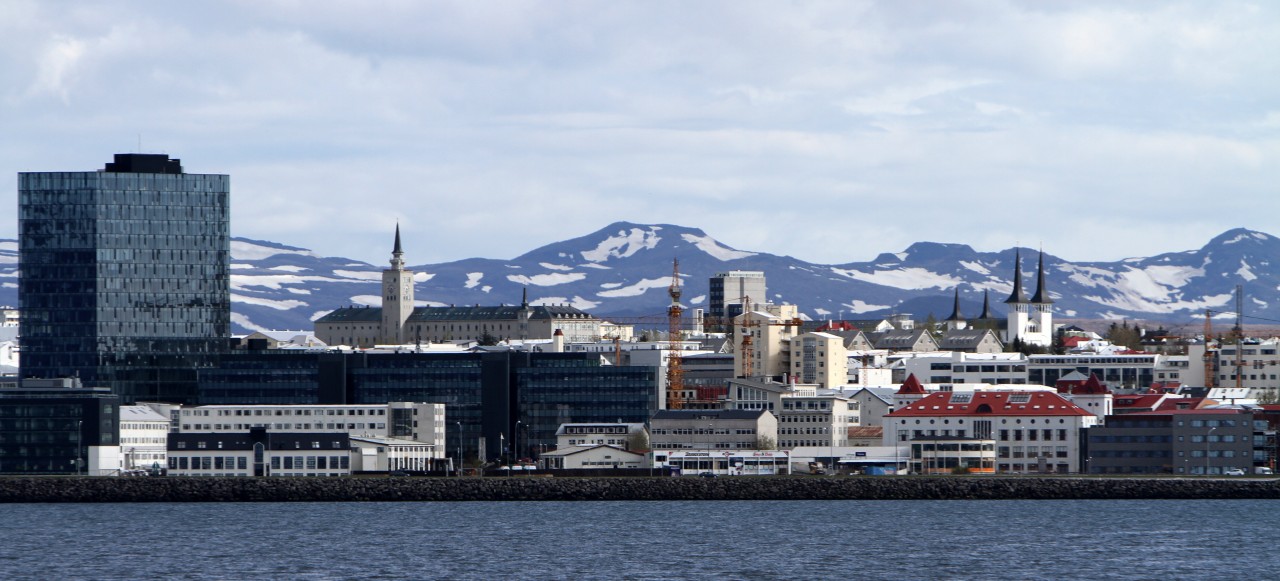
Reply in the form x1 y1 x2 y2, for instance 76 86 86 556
580 227 661 262
532 296 601 310
506 272 587 286
540 263 574 271
231 240 314 261
846 299 891 314
1222 233 1251 244
1143 265 1204 287
580 263 611 270
232 294 307 310
0 241 16 252
231 312 270 333
1237 260 1257 281
1253 298 1268 308
600 282 623 289
830 267 960 290
689 294 706 305
680 233 756 261
1084 291 1233 314
597 277 674 298
231 264 255 270
351 295 381 306
286 288 311 295
464 273 484 289
412 272 435 282
960 261 990 275
232 275 357 291
334 270 381 281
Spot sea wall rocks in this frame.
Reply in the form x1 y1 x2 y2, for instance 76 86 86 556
2 476 1278 503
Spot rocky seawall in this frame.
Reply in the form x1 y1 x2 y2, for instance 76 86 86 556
2 476 1279 503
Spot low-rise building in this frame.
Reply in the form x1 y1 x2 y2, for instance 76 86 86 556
660 449 791 476
650 409 777 451
119 405 171 474
167 429 351 477
555 423 647 451
1084 409 1255 475
884 388 1097 474
540 444 647 470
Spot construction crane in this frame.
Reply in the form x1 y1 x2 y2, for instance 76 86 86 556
667 258 685 410
1235 284 1244 391
1204 308 1217 389
734 301 805 379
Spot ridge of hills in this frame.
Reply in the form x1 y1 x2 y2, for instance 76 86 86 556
0 224 1274 335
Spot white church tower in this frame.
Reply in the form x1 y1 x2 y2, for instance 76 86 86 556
380 224 415 344
1004 249 1053 348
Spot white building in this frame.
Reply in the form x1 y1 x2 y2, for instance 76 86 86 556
540 444 647 470
661 450 791 476
555 423 647 451
776 387 855 450
901 352 1030 386
167 431 352 477
883 389 1097 474
119 405 170 474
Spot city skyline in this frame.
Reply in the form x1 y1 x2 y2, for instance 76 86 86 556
2 1 1278 266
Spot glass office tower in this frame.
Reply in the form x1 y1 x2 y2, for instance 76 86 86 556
18 154 230 404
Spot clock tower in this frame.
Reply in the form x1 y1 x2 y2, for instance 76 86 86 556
381 224 415 344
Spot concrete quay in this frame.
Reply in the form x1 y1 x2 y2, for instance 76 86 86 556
2 476 1279 503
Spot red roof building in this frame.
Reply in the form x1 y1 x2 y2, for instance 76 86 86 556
884 389 1098 474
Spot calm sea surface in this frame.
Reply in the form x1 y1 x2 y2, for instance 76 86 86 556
1 499 1275 580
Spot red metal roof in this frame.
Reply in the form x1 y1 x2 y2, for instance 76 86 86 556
886 390 1093 417
1113 394 1166 410
897 374 927 395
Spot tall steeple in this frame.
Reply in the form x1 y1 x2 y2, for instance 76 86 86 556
1004 249 1028 304
1030 250 1053 304
945 287 964 322
978 290 995 320
390 222 405 270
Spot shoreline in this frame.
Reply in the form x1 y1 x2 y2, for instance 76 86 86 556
2 476 1279 502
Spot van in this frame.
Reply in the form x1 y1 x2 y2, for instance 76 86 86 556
1255 467 1273 475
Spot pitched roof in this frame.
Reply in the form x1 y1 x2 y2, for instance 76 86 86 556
938 329 999 350
887 390 1092 417
897 374 927 395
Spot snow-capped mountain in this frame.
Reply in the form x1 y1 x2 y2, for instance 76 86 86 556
0 224 1275 334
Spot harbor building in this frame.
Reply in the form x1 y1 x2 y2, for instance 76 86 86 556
18 154 230 404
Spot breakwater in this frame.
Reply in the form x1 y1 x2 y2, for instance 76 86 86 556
3 476 1280 503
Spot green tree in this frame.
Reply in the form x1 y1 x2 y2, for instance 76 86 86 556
755 435 777 450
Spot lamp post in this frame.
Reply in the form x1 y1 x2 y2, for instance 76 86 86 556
76 420 83 476
514 420 523 472
455 421 463 477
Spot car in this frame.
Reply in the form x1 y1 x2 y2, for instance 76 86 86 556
699 472 718 478
1223 468 1246 476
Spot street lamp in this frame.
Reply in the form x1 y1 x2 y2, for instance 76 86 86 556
455 421 463 477
76 420 83 477
514 420 523 471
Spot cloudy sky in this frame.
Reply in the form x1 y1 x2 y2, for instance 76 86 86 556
2 1 1278 266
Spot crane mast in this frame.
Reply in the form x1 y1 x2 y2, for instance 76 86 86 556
666 259 684 409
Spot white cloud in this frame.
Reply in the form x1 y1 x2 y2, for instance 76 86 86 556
0 1 1278 268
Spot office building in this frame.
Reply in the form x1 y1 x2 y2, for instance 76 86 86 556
18 154 230 404
0 381 120 475
708 270 766 332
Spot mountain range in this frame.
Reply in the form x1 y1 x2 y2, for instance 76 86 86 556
1 224 1275 335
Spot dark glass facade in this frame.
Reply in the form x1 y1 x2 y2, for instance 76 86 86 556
0 388 120 474
18 155 230 404
198 350 658 464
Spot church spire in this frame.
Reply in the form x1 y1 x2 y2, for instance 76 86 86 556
1004 249 1027 304
978 290 995 319
1030 250 1053 304
390 223 404 269
945 287 964 322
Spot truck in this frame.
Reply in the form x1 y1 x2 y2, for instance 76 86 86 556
808 461 826 475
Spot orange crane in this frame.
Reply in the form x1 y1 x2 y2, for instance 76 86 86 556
667 259 685 409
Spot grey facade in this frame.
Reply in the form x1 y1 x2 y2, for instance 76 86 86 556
18 154 230 404
1085 410 1254 475
708 271 766 332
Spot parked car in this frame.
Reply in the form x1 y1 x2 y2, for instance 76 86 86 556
1255 467 1273 475
699 472 718 478
1223 468 1246 476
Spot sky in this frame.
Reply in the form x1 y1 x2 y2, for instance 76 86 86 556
2 1 1278 266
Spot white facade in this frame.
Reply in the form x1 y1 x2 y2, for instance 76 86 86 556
902 352 1030 386
556 423 647 450
776 388 855 450
789 332 848 388
350 436 442 472
119 405 170 473
659 450 791 476
541 444 647 470
733 304 802 378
